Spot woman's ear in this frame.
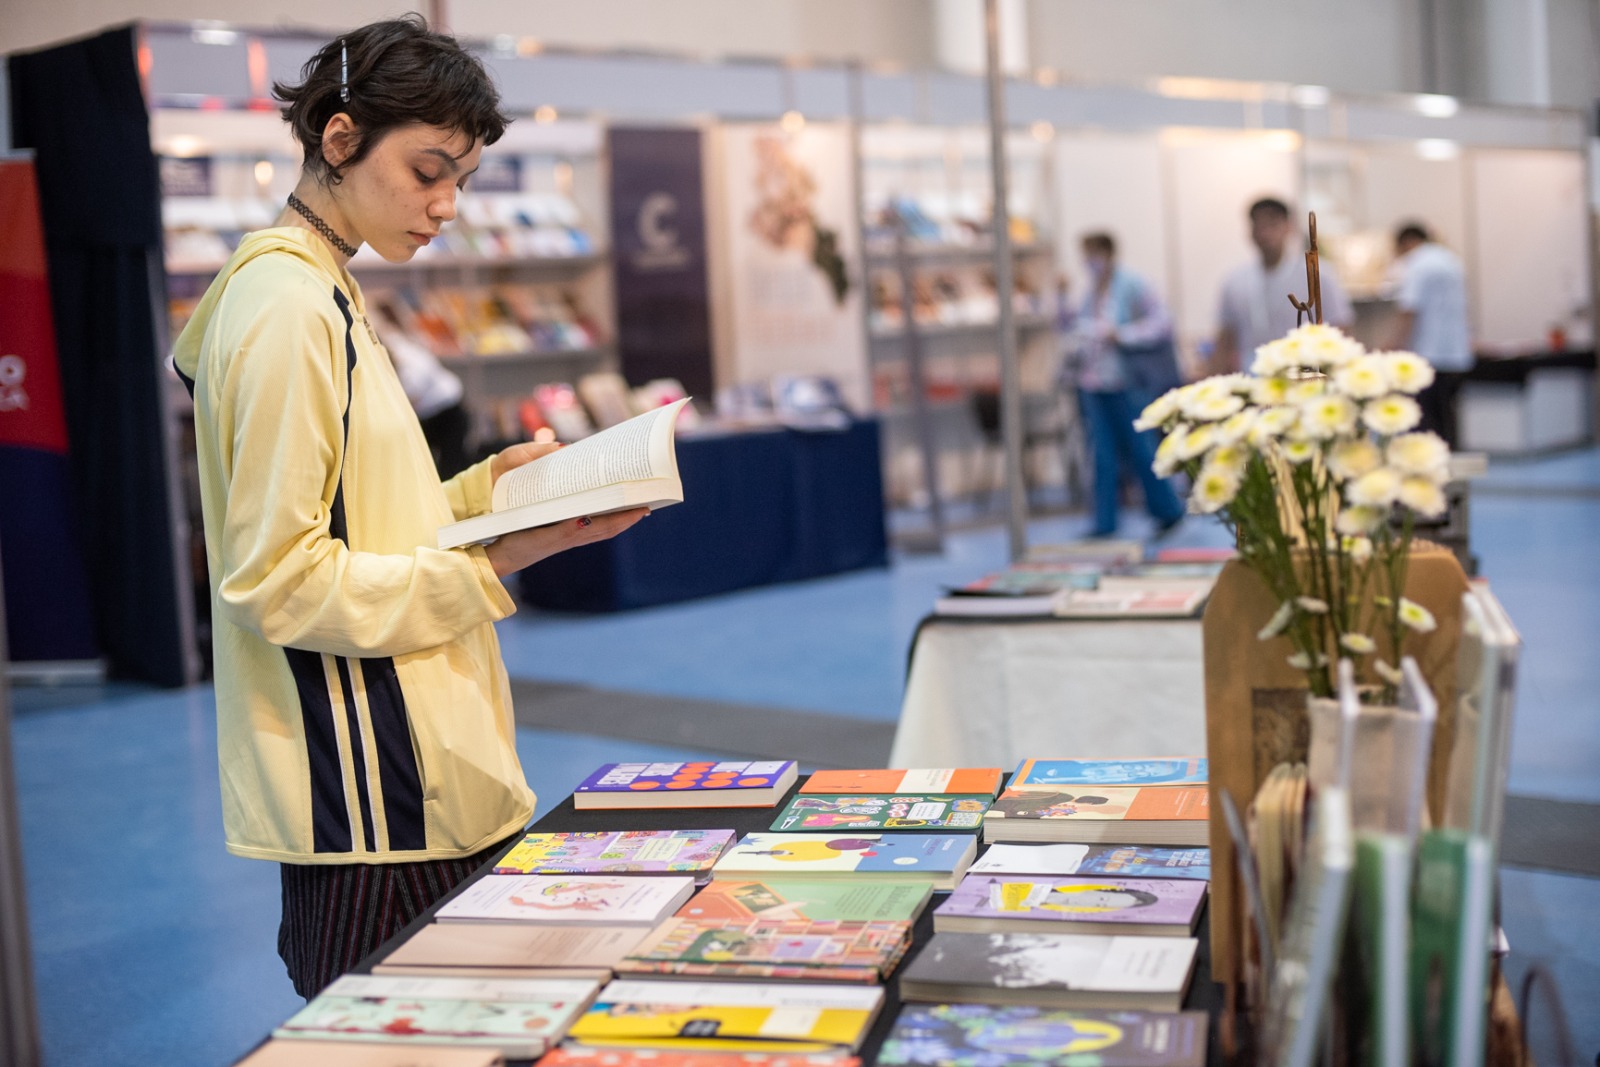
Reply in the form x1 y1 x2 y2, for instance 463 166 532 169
321 112 360 170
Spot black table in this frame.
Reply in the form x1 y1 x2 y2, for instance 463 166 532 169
348 780 1229 1066
517 420 890 612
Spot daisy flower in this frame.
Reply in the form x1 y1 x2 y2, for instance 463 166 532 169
1387 431 1449 477
1281 439 1317 464
1257 600 1294 641
1247 406 1299 446
1347 467 1403 507
1213 409 1259 446
1326 438 1382 482
1335 506 1383 536
1382 351 1436 394
1299 393 1360 440
1153 425 1188 477
1297 596 1330 614
1172 424 1217 461
1340 632 1376 654
1398 598 1438 632
1288 651 1331 670
1134 388 1183 431
1252 376 1293 407
1374 659 1405 685
1333 354 1392 400
1398 476 1448 517
1191 464 1242 513
1363 395 1422 436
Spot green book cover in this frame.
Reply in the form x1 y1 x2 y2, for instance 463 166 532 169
769 794 990 832
1410 829 1493 1067
676 877 933 923
1344 833 1411 1067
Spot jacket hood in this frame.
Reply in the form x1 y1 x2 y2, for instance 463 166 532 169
171 227 352 385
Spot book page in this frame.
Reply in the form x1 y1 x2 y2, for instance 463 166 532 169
495 399 685 511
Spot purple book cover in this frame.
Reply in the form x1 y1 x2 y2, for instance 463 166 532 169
937 875 1206 928
574 761 796 795
495 829 737 875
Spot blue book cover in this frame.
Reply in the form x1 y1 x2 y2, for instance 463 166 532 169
713 833 977 889
1013 758 1207 788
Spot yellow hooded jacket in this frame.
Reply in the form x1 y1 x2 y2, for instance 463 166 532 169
172 228 534 864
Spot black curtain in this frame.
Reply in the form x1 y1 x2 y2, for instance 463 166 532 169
7 26 188 686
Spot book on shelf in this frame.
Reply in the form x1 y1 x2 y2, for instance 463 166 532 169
573 762 798 810
800 767 1003 797
579 372 641 429
533 382 597 442
1011 758 1207 789
437 397 688 549
933 875 1206 937
877 1003 1209 1067
436 875 695 926
272 974 600 1058
770 794 990 832
983 786 1210 846
712 833 977 890
615 917 912 983
372 921 651 981
235 1040 505 1067
1260 788 1355 1067
1409 828 1494 1067
897 932 1198 1013
1342 832 1413 1067
675 878 933 924
1051 587 1209 619
566 979 885 1053
493 829 736 876
968 843 1211 881
540 1050 858 1067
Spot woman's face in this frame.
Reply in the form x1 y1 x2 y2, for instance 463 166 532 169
332 123 482 262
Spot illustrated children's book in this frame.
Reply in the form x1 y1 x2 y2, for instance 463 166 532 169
933 875 1206 937
494 830 736 876
967 843 1210 881
273 975 601 1058
770 794 990 832
800 768 1003 797
616 918 912 983
984 786 1209 846
1011 758 1207 789
897 932 1198 1012
574 762 799 809
437 875 695 926
676 878 933 924
566 979 885 1053
876 1003 1209 1067
712 833 977 890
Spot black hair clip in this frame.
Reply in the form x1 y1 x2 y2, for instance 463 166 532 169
340 41 350 103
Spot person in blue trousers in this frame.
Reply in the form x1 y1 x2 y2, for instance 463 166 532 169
1058 232 1185 538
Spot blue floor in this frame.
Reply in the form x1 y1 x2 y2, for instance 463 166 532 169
9 450 1600 1064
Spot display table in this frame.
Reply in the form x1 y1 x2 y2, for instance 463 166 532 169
890 614 1206 768
336 779 1226 1066
518 419 890 612
1458 349 1595 454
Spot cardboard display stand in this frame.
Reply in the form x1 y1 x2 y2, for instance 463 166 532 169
1201 543 1471 986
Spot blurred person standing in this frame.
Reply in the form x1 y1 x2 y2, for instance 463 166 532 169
1387 222 1472 446
1212 197 1353 374
1058 232 1185 538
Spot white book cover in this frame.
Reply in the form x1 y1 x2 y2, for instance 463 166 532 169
275 974 599 1055
437 875 695 925
968 844 1097 876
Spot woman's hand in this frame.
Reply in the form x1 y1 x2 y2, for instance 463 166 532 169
490 441 560 487
483 509 649 578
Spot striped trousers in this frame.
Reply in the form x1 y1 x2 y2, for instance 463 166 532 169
278 834 516 998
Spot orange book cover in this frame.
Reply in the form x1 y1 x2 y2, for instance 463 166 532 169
1125 786 1210 821
801 768 1002 796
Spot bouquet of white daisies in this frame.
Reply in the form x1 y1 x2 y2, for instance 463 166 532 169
1137 323 1449 699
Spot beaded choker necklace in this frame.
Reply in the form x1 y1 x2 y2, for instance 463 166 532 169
286 192 359 258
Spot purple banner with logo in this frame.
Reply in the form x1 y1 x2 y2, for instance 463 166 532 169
607 127 713 399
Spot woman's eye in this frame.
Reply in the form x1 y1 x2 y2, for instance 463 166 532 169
414 170 439 185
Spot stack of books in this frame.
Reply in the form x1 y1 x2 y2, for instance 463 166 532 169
984 758 1211 846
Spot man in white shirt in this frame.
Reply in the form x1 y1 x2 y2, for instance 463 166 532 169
1388 222 1473 446
1211 197 1354 375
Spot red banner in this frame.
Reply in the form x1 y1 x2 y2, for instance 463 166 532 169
0 160 70 454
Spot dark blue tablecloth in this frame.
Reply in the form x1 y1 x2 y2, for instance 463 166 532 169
517 419 889 612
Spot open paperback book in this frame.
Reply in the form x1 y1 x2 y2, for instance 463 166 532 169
438 397 689 549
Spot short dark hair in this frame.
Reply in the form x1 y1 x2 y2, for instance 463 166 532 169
1081 232 1117 257
1396 222 1430 245
274 14 510 185
1248 197 1291 222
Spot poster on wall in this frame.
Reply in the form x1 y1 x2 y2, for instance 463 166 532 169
0 160 99 662
608 126 714 399
713 123 867 411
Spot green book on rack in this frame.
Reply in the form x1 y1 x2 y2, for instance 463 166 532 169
1344 833 1411 1067
1410 829 1493 1067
